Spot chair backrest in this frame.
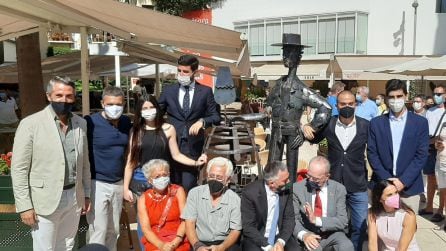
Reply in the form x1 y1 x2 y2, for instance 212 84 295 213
253 127 265 135
258 150 269 167
254 138 267 152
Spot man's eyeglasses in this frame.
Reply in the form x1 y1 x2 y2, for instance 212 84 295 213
208 174 225 182
434 93 445 96
306 173 327 182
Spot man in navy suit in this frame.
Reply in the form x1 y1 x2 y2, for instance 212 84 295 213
311 90 369 251
159 55 220 191
368 79 429 213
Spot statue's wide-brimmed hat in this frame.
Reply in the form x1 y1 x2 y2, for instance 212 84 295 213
271 33 311 47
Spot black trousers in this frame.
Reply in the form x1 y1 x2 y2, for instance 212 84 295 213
268 132 299 182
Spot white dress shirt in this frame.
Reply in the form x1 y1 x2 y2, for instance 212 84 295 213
178 81 196 109
264 184 279 239
335 118 357 150
389 109 408 176
297 184 328 241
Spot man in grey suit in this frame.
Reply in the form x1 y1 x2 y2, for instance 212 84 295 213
293 156 353 251
11 76 91 251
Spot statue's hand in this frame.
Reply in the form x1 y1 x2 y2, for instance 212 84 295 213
302 124 316 140
290 129 305 149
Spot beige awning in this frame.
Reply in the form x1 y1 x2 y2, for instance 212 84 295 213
0 0 250 76
337 56 420 80
0 52 142 82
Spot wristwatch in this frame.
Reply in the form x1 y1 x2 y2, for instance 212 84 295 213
199 118 206 129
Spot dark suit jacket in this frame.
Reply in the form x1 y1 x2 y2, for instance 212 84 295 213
241 179 295 248
293 180 349 237
158 82 220 158
367 112 429 196
312 116 369 193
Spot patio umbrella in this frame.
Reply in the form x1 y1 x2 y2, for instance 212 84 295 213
367 56 432 73
391 55 446 76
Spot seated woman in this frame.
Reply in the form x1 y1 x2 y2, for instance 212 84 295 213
368 180 420 251
138 159 190 251
123 95 206 202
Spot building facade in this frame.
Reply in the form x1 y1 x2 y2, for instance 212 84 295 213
212 0 446 95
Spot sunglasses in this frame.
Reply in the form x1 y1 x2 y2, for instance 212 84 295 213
434 93 445 96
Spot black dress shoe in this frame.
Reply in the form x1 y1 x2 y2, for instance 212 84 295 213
418 208 434 215
430 213 445 222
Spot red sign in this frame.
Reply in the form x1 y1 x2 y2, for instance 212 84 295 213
182 9 212 25
181 9 214 88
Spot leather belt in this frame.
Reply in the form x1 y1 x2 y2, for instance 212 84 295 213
63 184 75 190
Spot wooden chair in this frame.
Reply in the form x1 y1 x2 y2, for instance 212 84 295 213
120 205 134 249
258 150 269 168
254 138 267 152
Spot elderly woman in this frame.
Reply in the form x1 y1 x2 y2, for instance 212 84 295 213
138 159 190 251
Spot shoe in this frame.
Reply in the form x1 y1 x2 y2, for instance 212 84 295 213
430 213 445 222
418 208 434 215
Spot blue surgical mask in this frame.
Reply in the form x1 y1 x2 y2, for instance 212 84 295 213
356 94 362 103
434 94 445 105
0 93 6 101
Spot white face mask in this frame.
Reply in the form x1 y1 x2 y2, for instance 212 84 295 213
375 99 382 106
104 105 123 120
141 108 157 121
388 98 405 113
152 176 170 190
177 75 192 86
413 102 423 111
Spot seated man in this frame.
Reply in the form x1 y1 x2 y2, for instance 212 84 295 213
293 156 354 251
182 157 241 251
241 161 298 251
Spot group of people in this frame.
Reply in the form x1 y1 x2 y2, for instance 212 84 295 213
10 54 221 251
7 46 446 251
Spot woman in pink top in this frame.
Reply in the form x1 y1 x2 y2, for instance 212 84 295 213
368 180 420 251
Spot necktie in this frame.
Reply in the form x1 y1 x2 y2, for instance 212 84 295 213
268 195 280 245
314 189 322 217
182 85 190 115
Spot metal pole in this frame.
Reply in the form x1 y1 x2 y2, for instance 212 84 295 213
155 64 161 97
80 27 90 116
115 55 121 87
412 0 418 55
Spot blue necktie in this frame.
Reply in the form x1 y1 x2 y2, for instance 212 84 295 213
182 85 190 115
268 195 280 245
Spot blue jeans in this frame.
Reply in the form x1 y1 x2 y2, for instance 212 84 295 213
346 191 368 251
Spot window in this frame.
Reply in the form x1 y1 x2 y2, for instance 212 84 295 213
318 19 336 54
437 0 446 13
249 24 264 56
337 17 355 53
300 20 317 54
266 23 281 55
356 14 368 54
283 21 298 34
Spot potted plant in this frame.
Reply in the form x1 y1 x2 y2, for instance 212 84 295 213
0 152 14 204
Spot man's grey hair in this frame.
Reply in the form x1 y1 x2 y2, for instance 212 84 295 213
357 86 369 95
46 76 75 94
141 159 170 180
308 156 331 173
331 81 345 93
102 86 125 99
263 161 288 181
206 157 233 177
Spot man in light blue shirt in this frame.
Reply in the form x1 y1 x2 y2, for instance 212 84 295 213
355 86 379 121
327 82 345 116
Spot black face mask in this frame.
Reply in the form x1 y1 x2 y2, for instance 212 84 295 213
307 180 320 191
51 102 74 115
339 106 355 118
208 180 225 194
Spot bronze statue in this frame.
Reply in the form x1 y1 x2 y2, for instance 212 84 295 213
266 33 332 182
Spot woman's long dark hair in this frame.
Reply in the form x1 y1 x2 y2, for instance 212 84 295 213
370 179 414 219
127 95 165 169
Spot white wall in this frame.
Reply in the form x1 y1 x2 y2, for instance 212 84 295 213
212 0 446 56
3 41 16 62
